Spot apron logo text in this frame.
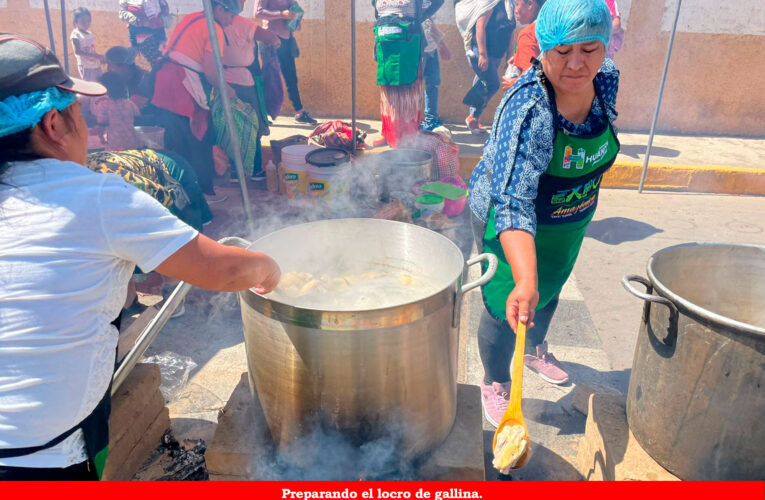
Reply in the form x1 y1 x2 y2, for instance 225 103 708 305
550 175 602 206
550 195 597 218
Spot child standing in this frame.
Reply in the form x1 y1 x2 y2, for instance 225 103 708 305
92 72 141 151
421 17 451 131
70 7 104 81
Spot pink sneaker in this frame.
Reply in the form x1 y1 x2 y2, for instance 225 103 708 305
480 380 512 428
524 341 569 385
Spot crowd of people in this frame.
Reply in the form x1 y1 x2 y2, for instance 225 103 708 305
64 0 627 177
375 0 623 142
0 0 625 480
65 0 625 197
68 0 318 204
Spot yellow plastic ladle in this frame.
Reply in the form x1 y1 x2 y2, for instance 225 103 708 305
492 321 531 472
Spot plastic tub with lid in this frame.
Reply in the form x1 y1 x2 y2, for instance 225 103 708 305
305 148 352 208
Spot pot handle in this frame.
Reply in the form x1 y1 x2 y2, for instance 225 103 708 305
622 274 679 347
462 253 498 294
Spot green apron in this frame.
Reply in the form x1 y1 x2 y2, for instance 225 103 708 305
374 1 423 86
375 22 422 86
481 80 620 321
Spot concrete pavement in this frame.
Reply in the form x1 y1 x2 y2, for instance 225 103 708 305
478 189 765 478
575 190 765 372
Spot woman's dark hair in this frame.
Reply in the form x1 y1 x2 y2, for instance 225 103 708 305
0 128 36 179
73 7 91 24
0 105 78 179
100 72 129 100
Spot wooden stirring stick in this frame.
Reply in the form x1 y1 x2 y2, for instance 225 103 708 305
492 321 531 473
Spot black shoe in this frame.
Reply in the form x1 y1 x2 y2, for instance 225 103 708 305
250 170 266 181
295 111 318 125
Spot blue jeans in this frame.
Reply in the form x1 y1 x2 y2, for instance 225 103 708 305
477 297 560 384
276 36 303 112
423 50 441 126
466 51 502 119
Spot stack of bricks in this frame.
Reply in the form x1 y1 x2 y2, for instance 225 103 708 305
102 363 170 481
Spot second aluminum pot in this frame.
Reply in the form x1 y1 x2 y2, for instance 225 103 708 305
622 242 765 480
237 219 496 459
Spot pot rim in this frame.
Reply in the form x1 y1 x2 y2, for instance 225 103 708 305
240 284 457 330
376 148 433 164
646 241 765 339
241 218 466 330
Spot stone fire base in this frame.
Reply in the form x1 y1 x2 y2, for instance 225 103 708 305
575 390 679 481
206 373 485 481
103 363 170 481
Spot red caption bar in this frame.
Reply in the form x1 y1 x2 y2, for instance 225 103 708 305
2 481 764 500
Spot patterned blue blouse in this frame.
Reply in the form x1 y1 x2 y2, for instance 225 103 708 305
468 59 620 237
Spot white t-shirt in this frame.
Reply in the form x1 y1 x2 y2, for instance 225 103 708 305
0 159 198 468
70 29 101 69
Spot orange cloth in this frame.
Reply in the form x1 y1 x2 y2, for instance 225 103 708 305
514 22 539 72
152 12 225 140
164 12 225 64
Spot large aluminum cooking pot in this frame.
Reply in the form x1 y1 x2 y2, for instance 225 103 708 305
236 219 496 460
622 242 765 480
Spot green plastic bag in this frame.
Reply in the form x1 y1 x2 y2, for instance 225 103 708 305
287 2 304 32
375 22 422 86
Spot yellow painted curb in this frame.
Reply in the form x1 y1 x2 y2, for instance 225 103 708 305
457 155 765 196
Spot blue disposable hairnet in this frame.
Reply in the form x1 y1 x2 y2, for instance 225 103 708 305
0 86 77 139
535 0 612 53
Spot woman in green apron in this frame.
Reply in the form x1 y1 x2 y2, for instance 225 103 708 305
372 0 443 147
467 0 619 427
0 35 280 479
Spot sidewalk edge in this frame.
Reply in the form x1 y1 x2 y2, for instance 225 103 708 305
457 156 765 196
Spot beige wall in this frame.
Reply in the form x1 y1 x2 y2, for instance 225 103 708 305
614 0 765 137
2 0 764 137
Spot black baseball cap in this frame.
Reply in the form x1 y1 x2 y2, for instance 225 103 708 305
0 33 106 101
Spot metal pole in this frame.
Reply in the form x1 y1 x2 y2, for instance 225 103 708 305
43 0 56 54
112 281 193 393
639 0 682 193
351 0 357 155
60 0 69 74
201 0 257 235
